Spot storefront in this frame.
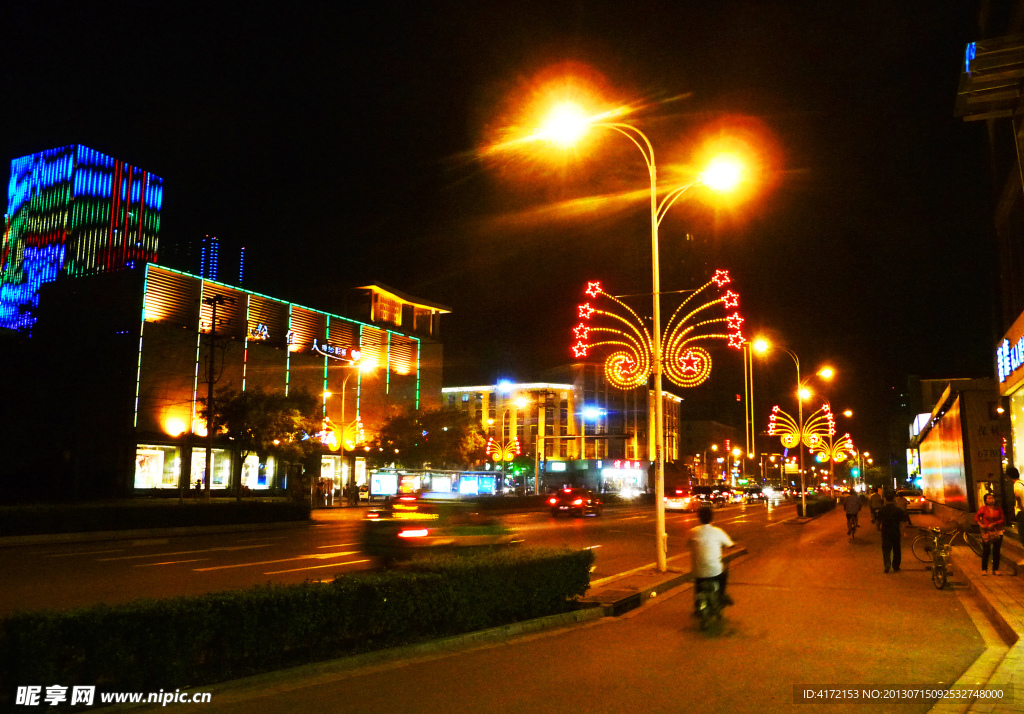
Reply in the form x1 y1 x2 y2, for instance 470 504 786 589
996 311 1024 519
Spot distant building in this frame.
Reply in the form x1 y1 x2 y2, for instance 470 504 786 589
443 363 682 494
159 234 246 285
1 145 163 331
679 420 741 482
27 265 447 499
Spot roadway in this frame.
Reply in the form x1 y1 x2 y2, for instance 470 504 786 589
0 499 794 616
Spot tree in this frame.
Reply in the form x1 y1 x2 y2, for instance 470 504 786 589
368 408 486 470
200 388 320 499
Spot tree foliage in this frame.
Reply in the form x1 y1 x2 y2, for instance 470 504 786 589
200 388 321 463
368 408 486 469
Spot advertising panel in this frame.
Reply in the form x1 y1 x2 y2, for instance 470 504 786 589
919 397 968 510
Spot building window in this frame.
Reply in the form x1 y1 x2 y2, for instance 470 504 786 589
559 441 568 458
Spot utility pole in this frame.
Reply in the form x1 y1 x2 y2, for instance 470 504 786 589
202 294 230 501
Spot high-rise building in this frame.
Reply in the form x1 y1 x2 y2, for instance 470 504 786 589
1 145 163 331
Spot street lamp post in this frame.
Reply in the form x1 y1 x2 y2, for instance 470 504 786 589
534 109 743 573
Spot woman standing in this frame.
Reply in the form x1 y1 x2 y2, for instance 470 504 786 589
975 492 1006 575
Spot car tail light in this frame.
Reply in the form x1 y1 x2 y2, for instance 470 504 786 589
548 497 558 505
398 496 417 502
398 528 429 538
572 498 584 506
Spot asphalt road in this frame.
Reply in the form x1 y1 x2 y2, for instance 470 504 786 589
191 507 987 714
0 499 793 616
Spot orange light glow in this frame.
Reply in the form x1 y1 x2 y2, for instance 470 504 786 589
700 155 744 192
163 418 187 437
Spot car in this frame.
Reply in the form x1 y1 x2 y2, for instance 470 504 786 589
362 495 521 560
896 489 931 513
743 487 766 504
548 487 604 517
665 488 702 512
690 486 718 507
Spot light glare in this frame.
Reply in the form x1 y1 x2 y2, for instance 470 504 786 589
539 102 591 147
700 156 744 192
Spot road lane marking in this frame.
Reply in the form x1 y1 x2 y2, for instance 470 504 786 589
194 551 359 572
235 536 286 542
316 543 359 548
97 544 273 561
263 559 370 574
135 559 209 567
45 549 126 558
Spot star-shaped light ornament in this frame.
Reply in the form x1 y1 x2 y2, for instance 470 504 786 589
726 312 744 330
728 331 745 349
573 323 589 340
585 281 602 298
679 350 703 374
722 291 740 309
578 303 595 319
711 269 731 287
572 342 589 358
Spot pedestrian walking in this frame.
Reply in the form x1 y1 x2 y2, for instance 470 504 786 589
843 489 862 537
975 491 1006 575
877 489 909 573
869 486 883 529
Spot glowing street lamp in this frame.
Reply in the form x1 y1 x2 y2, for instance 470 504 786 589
532 101 746 573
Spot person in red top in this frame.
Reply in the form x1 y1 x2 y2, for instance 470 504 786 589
975 492 1006 575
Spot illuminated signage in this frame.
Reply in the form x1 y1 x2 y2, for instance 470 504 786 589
997 337 1024 383
612 460 642 470
248 322 269 340
311 339 361 362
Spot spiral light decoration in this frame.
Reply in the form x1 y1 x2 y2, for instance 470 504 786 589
570 271 744 390
768 403 836 450
486 436 521 462
811 432 855 464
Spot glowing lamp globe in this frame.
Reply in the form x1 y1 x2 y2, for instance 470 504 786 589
540 102 591 147
700 156 744 192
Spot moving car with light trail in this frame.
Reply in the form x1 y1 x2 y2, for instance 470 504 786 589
363 495 521 561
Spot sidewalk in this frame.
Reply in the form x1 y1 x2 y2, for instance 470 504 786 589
931 547 1024 714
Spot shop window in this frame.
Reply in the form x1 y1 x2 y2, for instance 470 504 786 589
243 454 276 489
134 445 181 489
190 449 232 488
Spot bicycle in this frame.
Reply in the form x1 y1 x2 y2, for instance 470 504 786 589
695 578 724 630
846 512 859 538
918 528 953 589
911 522 983 562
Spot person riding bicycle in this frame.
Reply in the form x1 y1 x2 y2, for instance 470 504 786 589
688 505 735 612
843 488 862 535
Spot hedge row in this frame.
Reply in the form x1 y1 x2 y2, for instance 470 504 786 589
0 548 594 699
0 500 310 537
795 498 837 518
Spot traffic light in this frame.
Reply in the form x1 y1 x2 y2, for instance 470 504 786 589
850 467 860 478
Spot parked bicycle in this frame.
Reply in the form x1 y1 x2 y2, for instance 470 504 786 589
911 522 983 563
917 527 953 589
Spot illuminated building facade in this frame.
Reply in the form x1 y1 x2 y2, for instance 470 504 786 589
30 265 446 497
1 145 163 331
443 364 681 493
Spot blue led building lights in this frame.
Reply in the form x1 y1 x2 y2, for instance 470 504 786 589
0 145 164 331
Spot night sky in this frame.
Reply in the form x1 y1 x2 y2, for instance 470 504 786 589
1 1 999 461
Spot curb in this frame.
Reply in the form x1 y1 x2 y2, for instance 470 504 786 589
0 519 311 548
111 605 606 711
583 547 748 615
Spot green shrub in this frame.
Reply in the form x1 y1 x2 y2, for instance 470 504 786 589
795 498 837 518
0 548 592 700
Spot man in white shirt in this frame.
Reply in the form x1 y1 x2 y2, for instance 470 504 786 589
688 505 736 611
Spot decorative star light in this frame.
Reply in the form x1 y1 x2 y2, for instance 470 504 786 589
570 271 745 389
679 350 703 374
